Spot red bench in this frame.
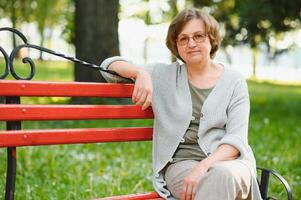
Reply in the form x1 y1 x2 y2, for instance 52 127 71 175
0 79 294 200
0 80 163 200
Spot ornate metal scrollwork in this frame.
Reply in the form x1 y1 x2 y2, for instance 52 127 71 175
0 27 127 80
0 27 28 80
9 43 120 80
0 27 28 44
0 46 9 79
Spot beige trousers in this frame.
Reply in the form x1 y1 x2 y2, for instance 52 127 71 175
164 160 252 200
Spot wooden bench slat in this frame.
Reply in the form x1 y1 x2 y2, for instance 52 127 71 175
0 127 153 147
93 191 162 200
0 105 154 121
0 80 134 97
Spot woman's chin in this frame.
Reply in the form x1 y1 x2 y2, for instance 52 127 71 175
185 57 203 65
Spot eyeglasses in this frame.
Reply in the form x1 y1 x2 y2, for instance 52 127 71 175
176 32 208 46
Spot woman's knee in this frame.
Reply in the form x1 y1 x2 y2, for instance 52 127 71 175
195 165 237 200
196 162 251 199
209 164 236 181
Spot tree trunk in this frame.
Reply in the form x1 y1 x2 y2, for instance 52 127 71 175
168 0 178 63
251 48 257 78
74 0 120 83
11 0 17 48
39 29 44 60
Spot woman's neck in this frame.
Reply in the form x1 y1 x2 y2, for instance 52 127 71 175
186 60 224 89
187 59 212 78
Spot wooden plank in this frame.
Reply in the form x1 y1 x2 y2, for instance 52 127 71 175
92 192 162 200
0 127 153 147
0 80 134 97
0 105 154 121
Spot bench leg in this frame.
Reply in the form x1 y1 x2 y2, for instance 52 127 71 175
5 97 21 200
259 169 270 200
257 167 293 200
5 147 16 200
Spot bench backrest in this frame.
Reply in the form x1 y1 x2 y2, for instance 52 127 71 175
0 80 154 147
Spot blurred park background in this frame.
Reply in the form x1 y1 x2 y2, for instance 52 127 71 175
0 0 301 199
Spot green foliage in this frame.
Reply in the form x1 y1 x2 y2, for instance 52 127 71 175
32 0 70 59
0 0 33 24
61 0 75 45
120 0 180 25
192 0 301 55
1 61 301 199
190 0 301 76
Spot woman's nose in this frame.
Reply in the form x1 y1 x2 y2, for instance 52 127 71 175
187 38 197 48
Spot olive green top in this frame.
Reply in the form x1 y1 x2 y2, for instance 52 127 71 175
172 82 213 163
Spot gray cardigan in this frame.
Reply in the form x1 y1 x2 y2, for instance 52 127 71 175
100 57 262 200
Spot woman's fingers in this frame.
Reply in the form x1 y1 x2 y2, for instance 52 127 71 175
142 93 152 110
185 184 193 200
132 85 144 102
181 183 195 200
132 69 152 109
132 85 138 103
132 87 152 108
136 91 147 106
181 183 187 200
192 184 197 200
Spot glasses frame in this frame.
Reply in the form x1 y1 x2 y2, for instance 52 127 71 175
176 32 208 46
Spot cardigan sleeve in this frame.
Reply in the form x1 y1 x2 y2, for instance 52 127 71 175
99 56 155 83
218 78 250 159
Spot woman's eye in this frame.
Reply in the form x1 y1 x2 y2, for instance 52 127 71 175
194 34 203 40
179 37 188 42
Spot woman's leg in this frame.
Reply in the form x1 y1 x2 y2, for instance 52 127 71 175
195 160 251 200
164 160 251 200
164 160 199 199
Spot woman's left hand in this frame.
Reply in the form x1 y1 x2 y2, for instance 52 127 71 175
181 161 210 200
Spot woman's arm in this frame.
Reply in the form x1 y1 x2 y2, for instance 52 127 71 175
201 144 240 167
106 60 153 110
108 61 145 79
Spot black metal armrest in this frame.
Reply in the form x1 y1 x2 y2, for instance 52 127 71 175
257 167 292 200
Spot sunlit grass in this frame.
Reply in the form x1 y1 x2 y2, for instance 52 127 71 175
0 60 300 199
249 76 301 86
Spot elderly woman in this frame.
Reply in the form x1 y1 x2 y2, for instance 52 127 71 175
100 7 262 200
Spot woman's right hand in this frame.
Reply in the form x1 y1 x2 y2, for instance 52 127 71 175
132 69 153 110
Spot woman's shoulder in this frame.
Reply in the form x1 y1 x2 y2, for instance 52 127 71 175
149 61 180 73
223 67 246 83
150 61 179 68
222 68 249 96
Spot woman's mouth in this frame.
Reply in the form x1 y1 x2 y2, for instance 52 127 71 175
187 50 201 55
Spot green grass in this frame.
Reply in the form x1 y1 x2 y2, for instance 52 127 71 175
1 60 300 199
248 81 301 199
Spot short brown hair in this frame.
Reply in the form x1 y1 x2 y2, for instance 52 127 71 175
166 7 221 61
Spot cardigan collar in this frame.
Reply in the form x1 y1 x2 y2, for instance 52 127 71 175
181 63 228 115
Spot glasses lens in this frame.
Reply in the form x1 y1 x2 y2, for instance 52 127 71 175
194 34 206 42
177 37 188 45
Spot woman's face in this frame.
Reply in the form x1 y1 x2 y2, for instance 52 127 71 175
176 19 212 65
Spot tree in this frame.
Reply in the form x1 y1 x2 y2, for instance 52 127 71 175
33 0 68 60
0 0 32 48
120 0 181 63
74 0 120 83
